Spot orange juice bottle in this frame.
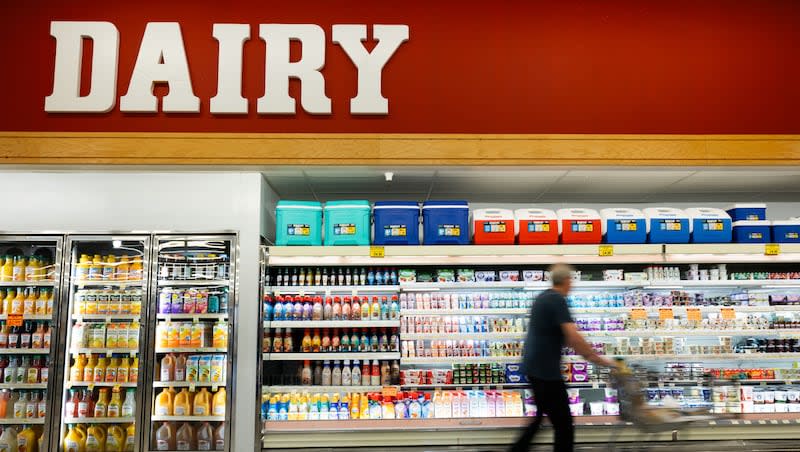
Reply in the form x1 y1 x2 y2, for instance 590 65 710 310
2 289 12 314
35 288 48 315
212 388 226 416
89 254 104 280
154 388 174 416
11 288 25 314
160 353 175 382
129 357 139 383
125 423 135 451
93 357 108 383
107 386 122 417
70 354 87 382
117 357 130 383
75 254 91 281
46 288 54 315
83 355 98 382
12 255 26 282
173 388 193 416
22 287 36 315
116 256 130 281
0 256 12 282
212 321 228 349
24 256 39 282
106 424 125 452
103 255 116 281
129 256 143 281
193 388 212 416
105 357 119 382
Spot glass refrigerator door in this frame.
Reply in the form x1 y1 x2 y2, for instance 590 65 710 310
146 235 236 452
56 235 151 452
0 235 63 452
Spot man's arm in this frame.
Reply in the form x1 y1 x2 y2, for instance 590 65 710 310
561 322 617 368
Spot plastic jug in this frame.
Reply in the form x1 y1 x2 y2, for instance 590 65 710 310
160 354 175 382
212 388 226 416
193 388 211 416
196 422 213 451
176 423 195 450
85 425 106 452
155 388 174 416
154 422 175 451
213 423 224 450
63 425 86 452
0 427 17 452
124 424 135 452
173 389 192 416
106 425 125 452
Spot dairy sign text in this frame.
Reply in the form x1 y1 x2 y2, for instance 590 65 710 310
44 22 409 115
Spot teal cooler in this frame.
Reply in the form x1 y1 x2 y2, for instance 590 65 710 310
422 200 470 245
324 200 371 246
772 220 800 243
275 200 323 246
732 220 771 243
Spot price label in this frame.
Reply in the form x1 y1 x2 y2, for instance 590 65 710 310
88 383 95 390
686 308 702 322
630 308 648 320
659 308 674 321
382 386 398 398
598 245 614 257
189 383 196 392
370 246 386 259
721 308 736 320
765 244 781 256
7 314 23 327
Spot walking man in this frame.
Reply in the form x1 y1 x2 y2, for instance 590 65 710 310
511 264 617 452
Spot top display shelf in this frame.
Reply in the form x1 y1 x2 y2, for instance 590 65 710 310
268 244 800 266
157 279 231 287
0 280 56 287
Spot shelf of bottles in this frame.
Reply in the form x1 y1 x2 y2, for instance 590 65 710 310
146 235 235 452
57 235 149 452
0 236 62 451
260 246 800 440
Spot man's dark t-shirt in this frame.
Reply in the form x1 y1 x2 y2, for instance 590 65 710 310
522 288 574 381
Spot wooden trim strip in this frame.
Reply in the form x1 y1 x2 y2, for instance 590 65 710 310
1 132 799 166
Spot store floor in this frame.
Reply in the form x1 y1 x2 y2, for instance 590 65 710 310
271 441 800 452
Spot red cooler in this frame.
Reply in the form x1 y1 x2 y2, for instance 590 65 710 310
558 208 602 244
515 208 559 244
473 208 515 244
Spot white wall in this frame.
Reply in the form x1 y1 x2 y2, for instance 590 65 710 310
0 171 265 452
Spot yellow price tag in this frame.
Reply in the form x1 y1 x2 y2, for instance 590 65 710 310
598 245 614 257
721 308 736 320
382 386 398 398
765 244 781 256
370 246 385 258
630 308 648 320
686 308 702 322
659 308 674 320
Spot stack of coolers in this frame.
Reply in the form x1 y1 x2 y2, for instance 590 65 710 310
422 200 470 245
727 204 770 243
600 208 647 244
473 208 515 245
557 208 602 244
515 208 559 244
644 207 690 243
373 201 421 245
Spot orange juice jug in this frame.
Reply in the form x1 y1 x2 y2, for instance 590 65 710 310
212 321 227 349
0 256 12 282
129 257 143 281
160 354 175 382
89 255 103 281
176 422 195 450
107 386 122 417
155 388 174 416
212 387 226 416
117 357 130 383
124 423 135 452
12 255 26 282
83 355 97 382
17 424 36 452
196 422 213 450
192 388 211 416
75 254 91 281
173 388 193 416
116 256 130 281
35 288 47 315
154 422 175 450
85 425 106 452
103 255 116 281
129 358 139 383
11 289 25 315
106 425 125 452
174 354 187 382
22 287 36 315
63 424 86 452
2 289 13 315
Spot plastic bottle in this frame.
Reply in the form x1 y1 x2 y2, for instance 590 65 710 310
121 389 135 418
93 357 106 383
129 358 139 383
105 357 119 383
321 361 332 386
174 354 186 382
63 424 86 452
361 361 371 386
124 423 135 452
322 297 332 321
310 297 323 321
301 296 312 320
173 388 192 416
351 360 361 387
106 386 122 418
212 388 226 416
371 330 379 352
196 422 213 451
360 330 370 352
176 422 196 450
129 256 143 281
155 388 174 416
351 297 361 320
94 388 109 417
361 299 371 320
10 289 24 315
117 357 130 383
155 422 175 451
160 354 175 382
106 424 126 452
213 423 224 450
116 256 130 281
311 330 321 353
193 388 212 416
17 424 36 451
86 425 106 451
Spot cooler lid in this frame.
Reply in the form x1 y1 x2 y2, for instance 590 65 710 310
514 208 557 221
772 220 800 226
600 208 644 235
556 208 600 220
725 203 767 210
685 207 732 220
643 207 688 219
732 220 772 227
474 208 514 221
373 201 420 210
422 200 469 209
276 200 322 210
324 200 371 210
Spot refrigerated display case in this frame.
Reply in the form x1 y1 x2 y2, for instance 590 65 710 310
259 244 800 449
144 234 237 452
55 235 150 452
0 235 63 452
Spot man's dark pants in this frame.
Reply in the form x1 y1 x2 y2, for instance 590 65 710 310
510 377 575 452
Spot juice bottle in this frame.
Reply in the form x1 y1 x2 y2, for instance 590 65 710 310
24 256 38 282
106 424 126 452
117 357 129 383
31 322 44 350
0 256 12 282
65 389 79 418
124 423 135 452
22 288 35 315
93 357 107 383
70 355 86 382
212 321 227 349
176 423 196 450
107 386 122 417
129 358 139 383
86 425 106 451
155 388 174 416
0 322 7 348
17 424 36 451
3 289 14 315
88 255 104 281
45 289 54 315
167 323 180 348
121 389 135 417
173 388 192 416
75 254 91 281
12 255 26 282
213 423 225 450
160 354 175 382
116 256 130 281
63 424 87 452
11 289 25 315
174 354 187 382
129 256 143 281
105 357 118 383
94 388 109 417
34 289 47 315
196 422 213 451
192 388 211 416
212 387 226 416
155 422 175 451
103 255 116 281
81 355 97 383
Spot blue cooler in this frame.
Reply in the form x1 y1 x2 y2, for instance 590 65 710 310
726 203 767 221
644 207 690 243
422 200 470 245
732 220 771 243
686 208 732 243
600 208 646 244
772 219 800 243
373 201 420 246
324 200 371 246
275 200 323 246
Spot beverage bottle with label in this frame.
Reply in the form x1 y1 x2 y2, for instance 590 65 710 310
173 388 192 416
88 254 103 281
129 255 143 281
212 388 226 416
16 356 29 383
45 288 54 315
0 322 8 348
34 288 47 315
79 389 94 419
32 322 44 350
176 422 196 450
116 256 131 281
107 386 122 418
93 357 107 383
26 391 38 419
38 390 47 418
19 321 32 349
0 256 11 282
65 389 79 418
351 297 361 320
2 289 13 316
130 357 139 383
117 357 130 383
155 388 174 416
22 288 35 315
161 354 175 382
193 388 212 416
124 423 135 452
94 388 109 418
12 256 26 282
196 422 213 451
105 357 118 383
7 325 19 349
106 424 126 452
121 388 135 418
213 423 225 450
11 289 24 315
155 422 176 451
0 355 7 383
26 356 40 384
13 392 27 419
174 354 187 382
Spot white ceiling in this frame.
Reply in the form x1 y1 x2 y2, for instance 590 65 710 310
262 167 800 203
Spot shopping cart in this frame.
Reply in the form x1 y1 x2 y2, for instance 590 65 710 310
605 363 737 451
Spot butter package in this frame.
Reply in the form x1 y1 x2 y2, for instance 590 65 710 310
186 355 200 382
456 269 475 282
416 271 434 283
198 354 212 382
398 269 417 283
499 270 520 282
211 354 226 383
436 269 455 283
475 271 497 282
